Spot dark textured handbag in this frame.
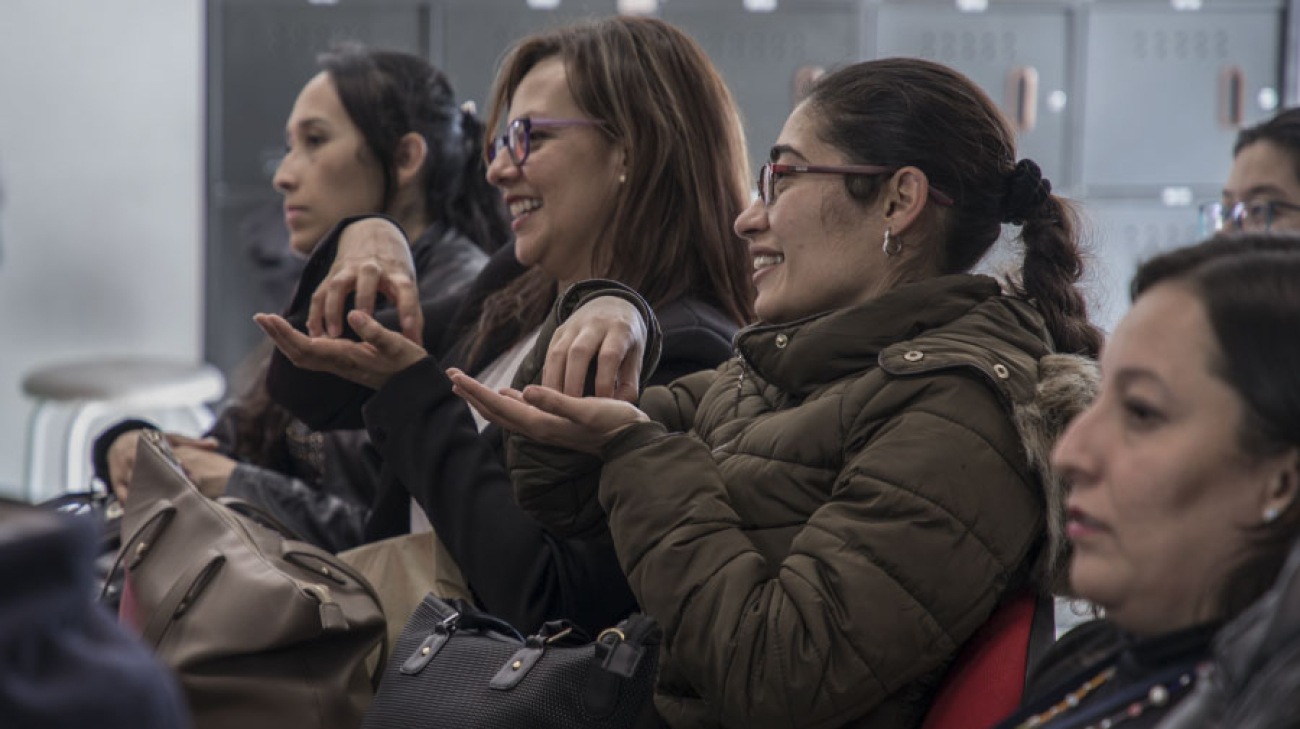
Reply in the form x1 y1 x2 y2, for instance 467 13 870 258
362 594 663 729
108 429 387 729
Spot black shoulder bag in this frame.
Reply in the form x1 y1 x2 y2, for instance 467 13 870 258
362 594 663 729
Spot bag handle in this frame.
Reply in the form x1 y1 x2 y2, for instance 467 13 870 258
217 496 304 541
99 501 176 603
139 551 226 648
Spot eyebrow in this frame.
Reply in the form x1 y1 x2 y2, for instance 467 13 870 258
285 117 331 136
769 144 808 163
1112 367 1171 396
1223 184 1290 201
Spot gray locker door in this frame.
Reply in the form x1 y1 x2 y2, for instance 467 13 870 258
871 2 1073 190
1075 199 1203 334
1080 2 1283 192
437 0 619 117
207 0 432 378
661 1 861 178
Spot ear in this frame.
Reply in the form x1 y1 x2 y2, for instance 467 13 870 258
1261 448 1300 520
882 166 932 236
395 132 429 188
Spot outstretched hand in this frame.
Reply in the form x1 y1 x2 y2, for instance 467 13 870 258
448 368 649 455
255 309 427 390
306 217 423 344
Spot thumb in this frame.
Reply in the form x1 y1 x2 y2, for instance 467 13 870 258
348 310 403 353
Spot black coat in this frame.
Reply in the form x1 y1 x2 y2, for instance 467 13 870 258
92 218 488 553
993 619 1218 729
267 215 740 633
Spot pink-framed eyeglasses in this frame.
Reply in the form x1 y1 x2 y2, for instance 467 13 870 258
488 117 604 168
758 162 955 207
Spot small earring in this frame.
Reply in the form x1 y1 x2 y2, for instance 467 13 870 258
618 172 626 184
1263 506 1281 523
882 227 901 256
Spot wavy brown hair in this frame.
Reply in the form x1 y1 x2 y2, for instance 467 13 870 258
469 16 755 363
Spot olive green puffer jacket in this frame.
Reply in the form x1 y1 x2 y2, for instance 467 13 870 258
507 274 1098 729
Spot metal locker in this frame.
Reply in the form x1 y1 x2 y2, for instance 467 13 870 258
1079 0 1284 193
1074 199 1203 333
437 0 619 116
662 0 861 177
868 1 1074 190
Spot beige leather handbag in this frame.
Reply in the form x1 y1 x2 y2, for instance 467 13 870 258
112 429 386 729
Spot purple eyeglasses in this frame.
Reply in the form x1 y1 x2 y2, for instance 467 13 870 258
758 162 956 207
488 117 604 168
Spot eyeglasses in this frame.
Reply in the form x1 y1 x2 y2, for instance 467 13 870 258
1199 199 1300 235
757 162 956 207
487 117 603 168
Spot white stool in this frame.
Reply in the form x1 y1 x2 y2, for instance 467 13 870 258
22 357 226 502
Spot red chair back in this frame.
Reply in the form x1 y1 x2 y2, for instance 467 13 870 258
920 591 1045 729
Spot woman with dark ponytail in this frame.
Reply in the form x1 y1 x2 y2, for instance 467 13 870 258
92 45 507 552
455 57 1102 728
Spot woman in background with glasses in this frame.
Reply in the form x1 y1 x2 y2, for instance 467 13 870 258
255 16 755 634
454 58 1101 728
1201 107 1300 234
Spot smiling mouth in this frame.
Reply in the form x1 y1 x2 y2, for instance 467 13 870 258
509 198 541 219
753 254 784 271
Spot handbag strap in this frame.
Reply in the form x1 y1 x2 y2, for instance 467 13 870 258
99 502 176 603
217 496 303 541
139 551 225 648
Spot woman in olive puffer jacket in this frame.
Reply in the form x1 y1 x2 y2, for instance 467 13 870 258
454 58 1102 729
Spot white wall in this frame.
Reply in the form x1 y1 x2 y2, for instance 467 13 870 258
0 0 203 496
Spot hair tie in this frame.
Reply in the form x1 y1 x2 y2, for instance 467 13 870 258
1002 158 1051 225
459 100 477 116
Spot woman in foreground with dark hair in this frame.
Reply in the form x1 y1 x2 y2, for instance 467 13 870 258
991 234 1300 729
93 45 506 551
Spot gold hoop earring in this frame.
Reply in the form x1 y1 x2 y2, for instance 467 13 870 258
882 227 902 256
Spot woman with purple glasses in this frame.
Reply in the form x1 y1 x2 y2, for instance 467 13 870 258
254 16 755 634
453 57 1102 728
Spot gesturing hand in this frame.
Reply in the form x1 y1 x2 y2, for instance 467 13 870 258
544 296 646 402
448 369 649 455
307 217 423 345
255 309 428 390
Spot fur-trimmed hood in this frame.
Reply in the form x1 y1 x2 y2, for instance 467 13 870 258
1013 353 1100 594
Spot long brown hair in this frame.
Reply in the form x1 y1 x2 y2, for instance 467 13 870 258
806 58 1102 357
469 16 755 364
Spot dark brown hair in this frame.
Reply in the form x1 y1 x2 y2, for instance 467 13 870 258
1132 233 1300 620
805 58 1102 357
470 15 755 363
1234 106 1300 184
322 45 509 253
229 47 511 466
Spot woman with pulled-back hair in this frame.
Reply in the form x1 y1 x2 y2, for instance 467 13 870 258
93 46 506 552
456 57 1101 728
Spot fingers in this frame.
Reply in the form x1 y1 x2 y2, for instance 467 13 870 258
166 433 219 450
354 261 382 316
321 273 354 338
255 314 316 366
541 328 570 393
613 349 641 403
593 333 633 399
381 275 424 345
564 328 603 397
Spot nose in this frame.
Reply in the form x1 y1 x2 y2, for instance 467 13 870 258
733 194 768 240
273 150 296 195
485 146 519 187
1050 396 1103 492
